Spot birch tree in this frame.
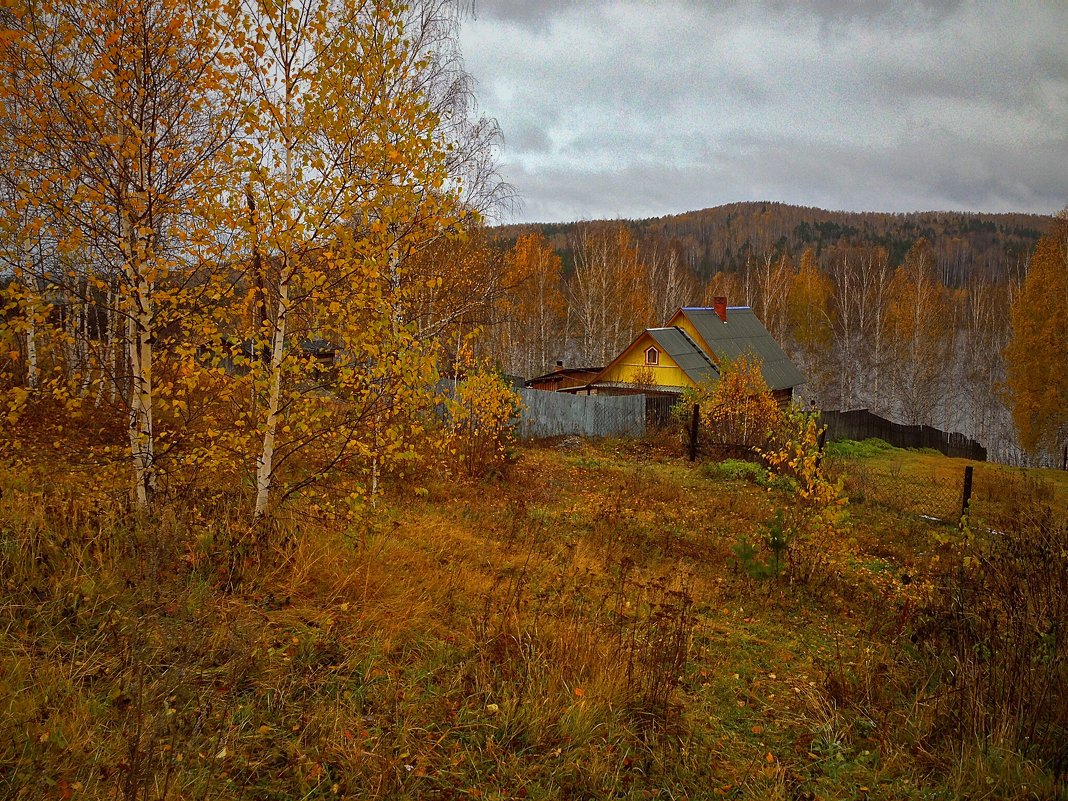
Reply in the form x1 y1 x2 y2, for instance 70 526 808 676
234 0 470 520
1 0 240 505
883 239 952 425
568 222 647 365
497 230 565 377
787 249 834 402
852 246 892 411
745 252 792 343
643 234 695 326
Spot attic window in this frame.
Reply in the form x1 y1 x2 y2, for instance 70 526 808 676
644 346 659 366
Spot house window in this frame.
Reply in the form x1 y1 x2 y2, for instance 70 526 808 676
644 346 659 366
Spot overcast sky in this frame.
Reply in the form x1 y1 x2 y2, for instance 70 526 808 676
458 1 1068 224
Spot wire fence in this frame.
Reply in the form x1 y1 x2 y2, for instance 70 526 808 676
826 456 1068 528
826 456 966 523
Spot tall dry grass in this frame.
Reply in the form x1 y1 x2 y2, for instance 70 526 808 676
0 453 710 799
3 439 1066 800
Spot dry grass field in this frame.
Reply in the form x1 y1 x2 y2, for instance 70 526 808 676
1 437 1065 800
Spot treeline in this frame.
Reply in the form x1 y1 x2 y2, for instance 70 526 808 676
481 212 1068 466
497 202 1053 284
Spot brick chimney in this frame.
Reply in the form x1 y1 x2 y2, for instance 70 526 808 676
712 296 728 323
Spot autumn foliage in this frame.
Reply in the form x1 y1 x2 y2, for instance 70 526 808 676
681 354 783 452
441 363 522 478
0 0 511 519
1004 212 1068 458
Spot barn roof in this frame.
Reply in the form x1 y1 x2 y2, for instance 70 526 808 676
675 307 805 391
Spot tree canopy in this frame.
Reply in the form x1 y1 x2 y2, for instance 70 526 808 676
1004 213 1068 457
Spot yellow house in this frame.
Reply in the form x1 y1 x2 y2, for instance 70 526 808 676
593 327 717 393
582 297 805 402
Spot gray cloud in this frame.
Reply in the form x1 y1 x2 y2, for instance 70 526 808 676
472 0 580 26
461 1 1068 222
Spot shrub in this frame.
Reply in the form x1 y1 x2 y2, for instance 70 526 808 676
762 473 799 493
676 354 783 453
823 437 895 460
757 405 848 584
442 366 523 478
703 458 800 494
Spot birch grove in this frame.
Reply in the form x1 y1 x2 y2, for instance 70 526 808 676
0 0 504 517
1 0 240 504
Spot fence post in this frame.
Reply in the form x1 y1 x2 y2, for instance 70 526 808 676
960 465 973 528
1062 443 1067 471
815 427 827 469
688 403 700 462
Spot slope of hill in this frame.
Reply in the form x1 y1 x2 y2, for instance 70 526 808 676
495 201 1055 282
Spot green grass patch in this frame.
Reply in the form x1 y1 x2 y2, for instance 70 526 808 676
823 437 897 459
703 458 767 482
702 458 799 495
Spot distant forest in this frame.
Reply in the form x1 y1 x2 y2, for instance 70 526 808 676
481 202 1063 465
494 202 1052 285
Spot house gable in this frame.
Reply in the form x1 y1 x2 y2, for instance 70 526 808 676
593 327 717 392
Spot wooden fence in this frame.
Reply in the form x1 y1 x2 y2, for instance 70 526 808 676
515 390 680 439
517 389 647 439
644 395 679 430
819 408 987 461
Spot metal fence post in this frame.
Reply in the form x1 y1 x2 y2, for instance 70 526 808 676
960 465 973 528
688 403 700 462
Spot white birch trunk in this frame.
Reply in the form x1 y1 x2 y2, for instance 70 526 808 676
26 308 38 391
19 236 39 390
23 271 38 393
119 190 156 506
370 423 380 510
79 298 92 395
124 270 155 506
254 267 289 519
253 57 297 522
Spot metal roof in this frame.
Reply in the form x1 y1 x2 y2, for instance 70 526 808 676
645 327 719 386
679 308 805 390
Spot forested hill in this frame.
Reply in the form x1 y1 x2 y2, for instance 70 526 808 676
494 202 1055 283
